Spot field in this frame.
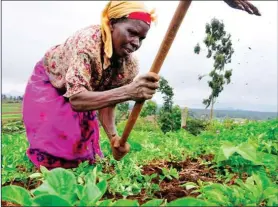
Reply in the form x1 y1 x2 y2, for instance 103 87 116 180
1 103 278 206
2 103 22 123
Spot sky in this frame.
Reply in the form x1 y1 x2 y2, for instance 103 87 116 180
2 1 277 112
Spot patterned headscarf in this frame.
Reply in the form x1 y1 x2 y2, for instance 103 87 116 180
101 1 157 69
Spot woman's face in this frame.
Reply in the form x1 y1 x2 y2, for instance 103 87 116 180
110 18 150 58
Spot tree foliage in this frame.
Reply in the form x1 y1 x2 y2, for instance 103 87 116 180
185 118 209 136
194 18 234 119
141 100 158 118
157 77 181 133
115 102 129 124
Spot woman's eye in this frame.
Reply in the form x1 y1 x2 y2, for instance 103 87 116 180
129 30 137 36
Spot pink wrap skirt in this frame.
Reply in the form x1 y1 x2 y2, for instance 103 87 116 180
22 60 103 169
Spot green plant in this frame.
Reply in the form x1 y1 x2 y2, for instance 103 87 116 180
141 100 158 118
157 77 181 133
2 167 109 206
184 118 209 136
160 167 179 181
115 102 130 124
194 18 234 120
140 174 160 199
198 173 278 206
2 133 35 185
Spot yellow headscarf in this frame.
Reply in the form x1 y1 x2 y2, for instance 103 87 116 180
101 1 157 69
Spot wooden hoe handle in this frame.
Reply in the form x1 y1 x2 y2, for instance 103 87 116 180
120 1 192 145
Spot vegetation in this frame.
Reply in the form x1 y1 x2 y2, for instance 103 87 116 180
140 100 158 118
115 102 130 124
157 76 181 133
194 18 234 120
2 103 22 124
2 103 277 206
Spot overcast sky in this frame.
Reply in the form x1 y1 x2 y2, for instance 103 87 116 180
2 1 277 112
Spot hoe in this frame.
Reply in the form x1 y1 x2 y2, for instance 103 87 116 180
119 0 261 146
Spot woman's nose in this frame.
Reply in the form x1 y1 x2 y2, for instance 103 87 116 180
131 37 140 50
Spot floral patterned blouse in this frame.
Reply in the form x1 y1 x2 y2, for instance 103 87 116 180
43 25 139 98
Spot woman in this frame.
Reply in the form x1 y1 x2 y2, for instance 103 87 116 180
22 1 159 169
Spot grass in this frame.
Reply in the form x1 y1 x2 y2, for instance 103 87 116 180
2 103 22 123
2 103 22 112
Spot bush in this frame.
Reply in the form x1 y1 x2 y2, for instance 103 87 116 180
158 105 181 134
184 118 208 136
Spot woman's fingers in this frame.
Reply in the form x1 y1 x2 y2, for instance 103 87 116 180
245 1 261 15
240 1 254 14
127 72 160 102
142 82 159 90
140 72 160 82
223 0 261 16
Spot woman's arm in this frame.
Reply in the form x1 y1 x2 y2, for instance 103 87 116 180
98 104 131 161
69 85 130 112
69 72 159 112
98 105 118 140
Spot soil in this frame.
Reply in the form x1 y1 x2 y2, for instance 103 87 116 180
1 201 21 207
102 154 220 205
1 154 227 206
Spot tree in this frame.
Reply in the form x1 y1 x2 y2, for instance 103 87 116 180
2 94 7 100
140 100 158 118
181 107 188 129
115 102 129 124
194 18 234 120
157 77 181 133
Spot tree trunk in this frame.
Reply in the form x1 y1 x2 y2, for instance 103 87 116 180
210 99 214 121
181 107 188 129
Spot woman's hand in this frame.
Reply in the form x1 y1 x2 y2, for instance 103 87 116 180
110 135 130 161
127 72 160 102
223 0 261 16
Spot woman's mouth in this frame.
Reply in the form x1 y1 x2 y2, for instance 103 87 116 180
123 48 134 55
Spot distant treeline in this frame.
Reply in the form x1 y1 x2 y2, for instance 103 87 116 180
126 103 277 121
2 95 276 120
2 95 23 103
188 108 277 121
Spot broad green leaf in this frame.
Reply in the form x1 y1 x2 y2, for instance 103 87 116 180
97 199 114 206
267 196 278 206
205 190 230 205
202 184 230 205
112 199 139 206
45 168 77 203
33 194 71 206
167 197 214 206
40 165 50 176
237 143 262 164
31 182 56 196
217 142 237 162
29 172 42 179
141 199 164 206
2 185 33 206
263 187 278 199
97 180 108 198
77 176 84 185
251 173 265 192
258 152 278 170
253 172 272 189
85 167 97 185
79 182 102 206
221 142 237 158
76 185 84 199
